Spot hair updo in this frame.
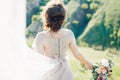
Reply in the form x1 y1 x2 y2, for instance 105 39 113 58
41 1 66 32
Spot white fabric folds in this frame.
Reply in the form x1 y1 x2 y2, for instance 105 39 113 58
0 0 74 80
0 0 60 80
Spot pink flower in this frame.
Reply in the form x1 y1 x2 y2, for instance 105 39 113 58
97 65 108 74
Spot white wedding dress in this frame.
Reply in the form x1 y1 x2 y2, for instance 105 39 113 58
32 28 76 80
0 1 78 80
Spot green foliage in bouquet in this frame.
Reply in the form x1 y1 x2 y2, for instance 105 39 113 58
92 65 99 80
91 59 114 80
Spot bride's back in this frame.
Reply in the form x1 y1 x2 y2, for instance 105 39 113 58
32 1 75 59
32 28 74 59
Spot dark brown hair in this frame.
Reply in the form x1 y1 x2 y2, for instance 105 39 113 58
41 1 66 32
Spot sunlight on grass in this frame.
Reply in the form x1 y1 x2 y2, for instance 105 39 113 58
68 47 120 80
26 38 120 80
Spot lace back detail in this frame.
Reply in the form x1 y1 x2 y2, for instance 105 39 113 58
57 38 65 62
58 38 60 58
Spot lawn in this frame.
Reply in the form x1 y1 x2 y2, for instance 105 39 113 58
68 47 120 80
26 38 120 80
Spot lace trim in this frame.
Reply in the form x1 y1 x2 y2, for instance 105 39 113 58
58 38 60 58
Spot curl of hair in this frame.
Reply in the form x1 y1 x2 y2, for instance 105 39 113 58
41 1 66 32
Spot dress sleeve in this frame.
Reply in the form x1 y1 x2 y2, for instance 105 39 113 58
68 30 87 63
68 30 80 57
68 30 76 49
32 33 45 55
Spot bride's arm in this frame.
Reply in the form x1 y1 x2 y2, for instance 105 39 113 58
68 30 93 70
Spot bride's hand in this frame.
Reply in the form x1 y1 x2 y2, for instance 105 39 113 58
84 61 93 70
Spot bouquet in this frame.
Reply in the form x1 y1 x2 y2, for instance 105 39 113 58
78 58 113 80
92 59 113 80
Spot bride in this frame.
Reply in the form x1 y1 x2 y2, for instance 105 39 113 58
31 0 93 80
0 0 92 80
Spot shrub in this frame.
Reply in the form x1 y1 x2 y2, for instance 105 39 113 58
90 2 98 10
32 15 40 23
81 3 88 9
86 13 92 20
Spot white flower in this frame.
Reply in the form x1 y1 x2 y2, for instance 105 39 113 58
101 59 109 67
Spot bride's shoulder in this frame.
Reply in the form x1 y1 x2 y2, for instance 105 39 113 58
36 31 46 38
62 28 74 35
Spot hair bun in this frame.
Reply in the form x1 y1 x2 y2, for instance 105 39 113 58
42 0 66 32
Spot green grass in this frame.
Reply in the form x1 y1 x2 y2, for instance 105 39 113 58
26 38 120 80
67 47 120 80
66 0 80 17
